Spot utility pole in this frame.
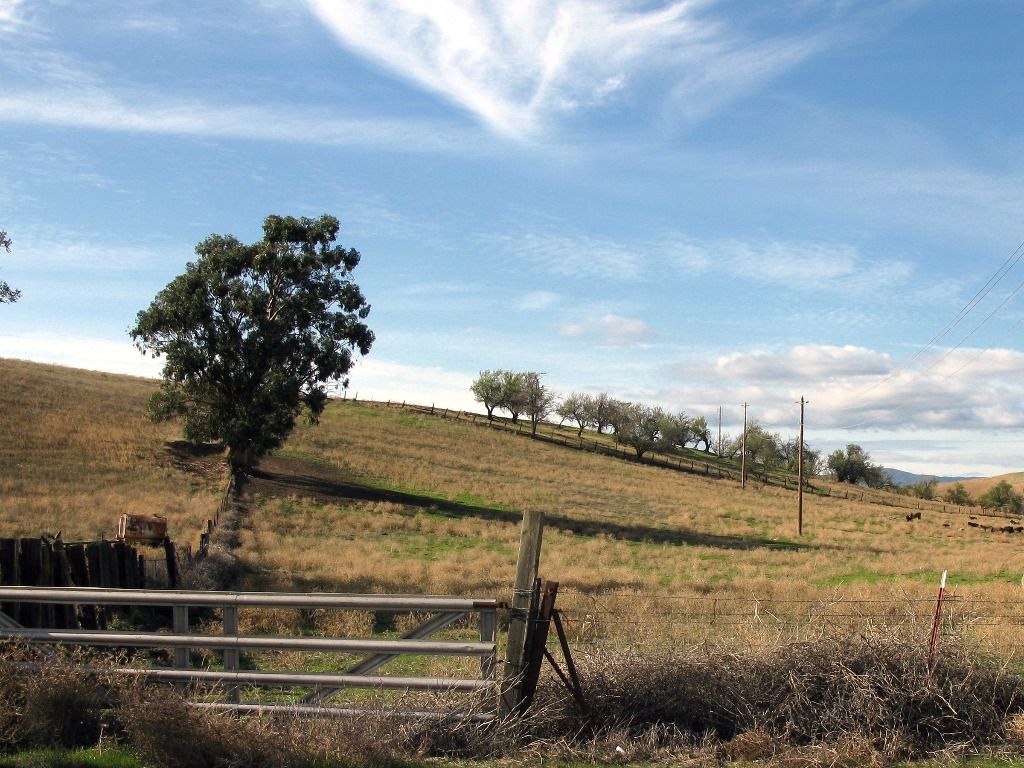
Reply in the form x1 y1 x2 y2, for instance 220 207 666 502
797 397 804 536
717 406 722 456
740 402 748 489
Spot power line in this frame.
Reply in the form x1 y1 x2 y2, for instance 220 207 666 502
912 237 1024 362
830 238 1024 430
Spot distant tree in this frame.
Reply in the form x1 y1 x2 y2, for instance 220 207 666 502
719 432 739 459
556 392 593 437
497 369 528 424
943 482 973 506
0 229 20 304
733 421 783 470
827 444 885 488
978 481 1024 513
471 369 503 420
523 372 555 437
602 399 626 436
780 438 821 476
689 415 712 453
614 401 665 458
908 477 937 500
588 392 616 434
656 411 692 453
130 214 373 473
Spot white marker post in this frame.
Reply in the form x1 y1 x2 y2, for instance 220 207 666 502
927 570 948 671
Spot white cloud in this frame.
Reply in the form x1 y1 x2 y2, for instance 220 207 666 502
304 1 833 140
0 333 162 378
559 313 654 346
711 345 892 383
660 344 1024 438
0 0 26 28
0 87 480 153
344 357 476 411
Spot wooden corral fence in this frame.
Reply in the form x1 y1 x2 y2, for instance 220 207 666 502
0 537 185 628
0 535 184 592
0 586 502 718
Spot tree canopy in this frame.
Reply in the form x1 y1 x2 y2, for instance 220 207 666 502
556 392 592 437
522 371 555 436
0 230 20 304
978 480 1023 513
470 369 503 420
131 214 373 471
612 401 666 458
943 482 973 506
827 444 885 487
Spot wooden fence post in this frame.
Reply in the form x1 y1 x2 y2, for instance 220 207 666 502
85 543 108 627
0 539 21 623
501 510 544 717
19 539 42 626
163 537 179 589
51 538 77 628
519 581 559 712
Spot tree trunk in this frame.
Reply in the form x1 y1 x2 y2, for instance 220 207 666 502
228 443 257 474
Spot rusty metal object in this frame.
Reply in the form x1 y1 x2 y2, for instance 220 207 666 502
116 514 168 545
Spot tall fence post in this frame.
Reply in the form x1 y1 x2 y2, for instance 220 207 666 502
501 510 544 717
519 581 559 712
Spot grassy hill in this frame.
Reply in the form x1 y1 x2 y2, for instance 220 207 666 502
937 473 1024 500
6 357 1024 648
0 358 224 546
244 400 1024 598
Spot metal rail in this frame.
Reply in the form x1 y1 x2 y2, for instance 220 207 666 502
5 628 494 656
0 586 499 612
0 586 501 716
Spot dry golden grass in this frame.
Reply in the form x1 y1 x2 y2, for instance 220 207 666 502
229 399 1024 653
5 361 1024 654
0 358 224 545
937 471 1024 500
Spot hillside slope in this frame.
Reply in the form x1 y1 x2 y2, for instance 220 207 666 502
0 358 224 544
4 359 1023 616
937 473 1024 500
232 399 1024 609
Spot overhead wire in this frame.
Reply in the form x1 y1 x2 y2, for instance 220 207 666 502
829 238 1024 430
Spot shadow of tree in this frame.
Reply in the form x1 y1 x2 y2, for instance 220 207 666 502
243 455 813 554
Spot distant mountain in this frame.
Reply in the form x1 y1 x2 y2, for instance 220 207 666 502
883 468 979 487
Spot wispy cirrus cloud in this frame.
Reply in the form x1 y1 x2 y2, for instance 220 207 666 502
510 227 912 294
0 87 479 153
303 1 841 139
500 231 645 282
663 235 912 293
518 290 559 311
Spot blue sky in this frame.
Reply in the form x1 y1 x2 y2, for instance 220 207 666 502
2 0 1023 476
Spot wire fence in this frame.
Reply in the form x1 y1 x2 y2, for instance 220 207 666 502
552 588 1024 654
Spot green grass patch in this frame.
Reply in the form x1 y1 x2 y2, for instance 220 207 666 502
0 748 141 768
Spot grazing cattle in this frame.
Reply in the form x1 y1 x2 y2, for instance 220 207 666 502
905 511 922 521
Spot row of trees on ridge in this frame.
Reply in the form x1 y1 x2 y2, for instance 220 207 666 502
472 370 1024 509
471 370 825 475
